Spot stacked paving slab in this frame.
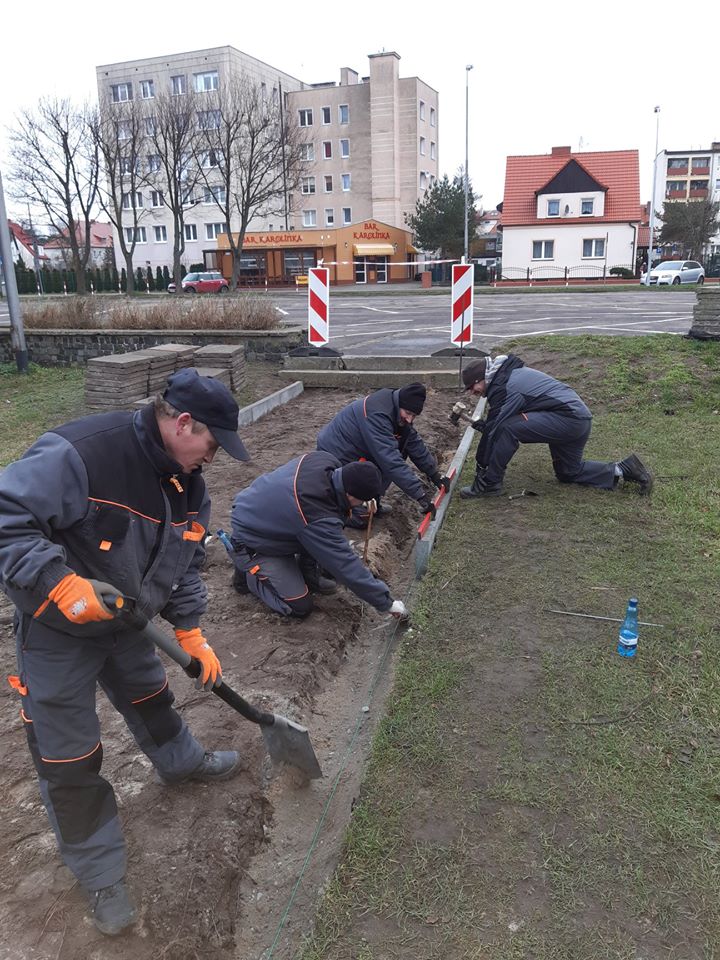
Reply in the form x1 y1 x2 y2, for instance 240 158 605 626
85 352 155 410
193 344 247 392
689 287 720 340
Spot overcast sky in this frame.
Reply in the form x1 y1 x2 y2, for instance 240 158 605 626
1 0 718 220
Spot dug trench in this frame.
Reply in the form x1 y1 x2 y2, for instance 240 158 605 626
0 384 460 960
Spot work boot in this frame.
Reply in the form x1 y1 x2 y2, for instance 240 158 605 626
375 500 393 517
299 557 338 594
157 750 241 786
618 453 653 495
232 568 250 594
90 879 137 936
459 469 503 499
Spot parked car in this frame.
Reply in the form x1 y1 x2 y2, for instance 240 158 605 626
641 260 705 285
167 271 229 294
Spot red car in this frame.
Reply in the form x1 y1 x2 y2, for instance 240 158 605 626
167 271 229 293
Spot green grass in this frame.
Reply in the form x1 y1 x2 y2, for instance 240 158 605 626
0 363 85 466
301 335 720 960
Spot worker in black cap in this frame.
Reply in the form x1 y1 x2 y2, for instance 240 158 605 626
316 383 450 527
0 367 250 936
230 454 408 619
459 355 653 497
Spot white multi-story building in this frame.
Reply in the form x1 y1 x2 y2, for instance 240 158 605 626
95 47 439 275
652 144 720 258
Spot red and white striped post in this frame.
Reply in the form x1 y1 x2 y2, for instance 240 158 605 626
451 263 474 387
307 267 329 345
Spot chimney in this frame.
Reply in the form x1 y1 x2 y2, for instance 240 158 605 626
340 67 359 85
551 146 572 156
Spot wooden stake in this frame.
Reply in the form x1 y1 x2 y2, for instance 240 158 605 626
363 500 377 565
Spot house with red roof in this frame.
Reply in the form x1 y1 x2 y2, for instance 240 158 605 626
501 146 641 279
8 220 48 271
44 221 115 268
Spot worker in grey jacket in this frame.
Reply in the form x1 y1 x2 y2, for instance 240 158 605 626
459 355 653 497
230 452 408 619
0 369 250 937
316 383 450 527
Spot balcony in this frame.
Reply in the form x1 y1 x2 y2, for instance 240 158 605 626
691 166 710 175
689 189 709 199
667 165 688 176
666 190 687 199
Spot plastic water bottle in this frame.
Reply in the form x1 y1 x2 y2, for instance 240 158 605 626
617 598 639 658
216 528 235 557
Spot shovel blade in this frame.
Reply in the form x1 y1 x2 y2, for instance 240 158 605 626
261 714 323 780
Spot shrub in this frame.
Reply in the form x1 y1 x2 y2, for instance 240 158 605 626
23 297 102 329
610 266 635 279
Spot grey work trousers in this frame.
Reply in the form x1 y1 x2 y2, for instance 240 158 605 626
14 614 204 891
480 412 617 489
231 545 312 617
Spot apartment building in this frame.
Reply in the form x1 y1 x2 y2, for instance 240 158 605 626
652 144 720 257
95 47 438 278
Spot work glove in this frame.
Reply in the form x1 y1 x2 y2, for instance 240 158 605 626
418 496 436 519
470 419 486 433
430 473 452 493
42 573 118 624
364 498 378 516
175 628 222 691
389 599 409 620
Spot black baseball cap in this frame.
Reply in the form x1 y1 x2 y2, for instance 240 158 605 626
163 368 250 461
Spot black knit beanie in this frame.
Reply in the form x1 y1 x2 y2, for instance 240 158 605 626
397 382 426 414
341 461 383 501
461 358 487 390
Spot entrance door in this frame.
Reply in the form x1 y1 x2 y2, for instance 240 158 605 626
355 258 367 284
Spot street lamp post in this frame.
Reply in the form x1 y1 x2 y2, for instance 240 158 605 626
464 65 474 265
645 106 661 286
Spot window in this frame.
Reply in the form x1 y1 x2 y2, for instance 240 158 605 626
532 240 554 259
321 106 331 125
716 178 720 191
582 238 605 258
341 173 351 191
324 175 333 193
117 121 131 141
205 223 226 239
668 157 688 169
419 99 425 120
140 80 154 100
124 226 146 243
339 104 349 124
430 141 436 160
184 223 198 241
301 176 316 195
194 70 218 93
154 225 167 242
197 110 221 130
692 156 710 170
119 157 138 175
581 198 594 215
147 154 161 172
299 108 313 127
325 208 335 226
342 207 352 225
203 186 226 204
111 82 132 103
420 136 426 155
171 75 186 96
122 191 143 209
181 189 194 205
666 180 686 195
323 140 332 159
260 82 267 101
302 209 317 227
430 107 436 127
420 172 427 190
151 190 164 207
547 199 560 216
300 143 315 161
201 149 219 169
144 116 156 136
339 139 350 158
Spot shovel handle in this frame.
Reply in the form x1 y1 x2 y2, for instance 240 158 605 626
417 467 457 540
104 597 276 728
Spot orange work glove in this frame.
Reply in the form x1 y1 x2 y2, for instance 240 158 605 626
175 628 222 690
42 573 118 624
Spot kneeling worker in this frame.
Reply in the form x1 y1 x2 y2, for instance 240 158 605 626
230 453 407 619
460 355 653 498
316 383 450 525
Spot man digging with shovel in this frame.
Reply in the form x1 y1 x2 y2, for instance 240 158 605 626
0 369 250 937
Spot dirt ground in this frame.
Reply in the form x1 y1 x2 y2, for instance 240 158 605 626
0 382 459 960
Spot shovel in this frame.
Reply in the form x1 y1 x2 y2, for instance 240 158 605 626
108 597 322 780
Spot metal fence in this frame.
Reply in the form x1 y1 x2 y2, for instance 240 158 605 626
499 263 636 283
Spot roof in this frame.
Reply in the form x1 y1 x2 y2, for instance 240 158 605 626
45 220 114 249
8 220 48 260
502 147 640 226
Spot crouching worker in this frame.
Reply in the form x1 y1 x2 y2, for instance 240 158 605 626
316 382 451 527
459 355 653 498
230 453 408 620
0 368 251 937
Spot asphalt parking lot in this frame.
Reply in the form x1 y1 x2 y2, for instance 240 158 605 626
273 289 696 356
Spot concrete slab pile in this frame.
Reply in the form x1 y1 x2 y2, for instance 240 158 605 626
193 344 246 392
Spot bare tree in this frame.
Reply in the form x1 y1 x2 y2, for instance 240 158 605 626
147 89 201 289
90 97 150 293
8 98 99 295
193 75 305 289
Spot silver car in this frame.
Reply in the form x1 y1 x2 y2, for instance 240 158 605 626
642 260 705 285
